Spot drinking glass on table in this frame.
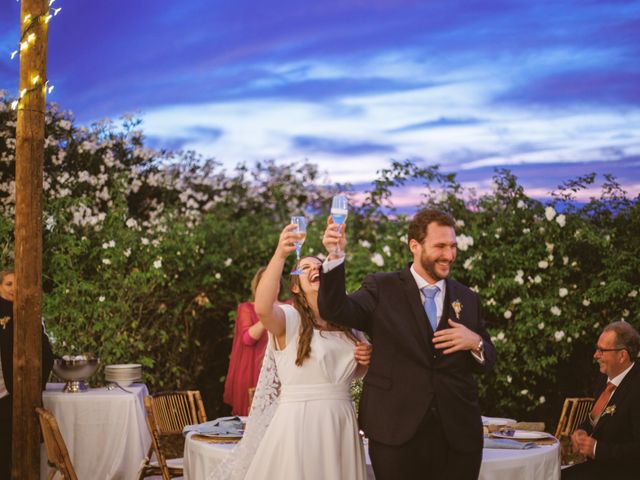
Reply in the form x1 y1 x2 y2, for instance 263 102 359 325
330 195 348 257
290 216 307 275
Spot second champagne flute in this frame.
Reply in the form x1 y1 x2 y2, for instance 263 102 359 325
330 194 349 256
290 216 307 275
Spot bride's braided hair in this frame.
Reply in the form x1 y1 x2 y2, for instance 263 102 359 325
289 256 356 366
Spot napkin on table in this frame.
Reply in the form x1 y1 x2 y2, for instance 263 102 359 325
483 437 537 450
183 416 245 437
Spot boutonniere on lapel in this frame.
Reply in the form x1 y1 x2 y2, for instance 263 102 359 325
602 405 616 417
0 316 10 330
451 300 463 320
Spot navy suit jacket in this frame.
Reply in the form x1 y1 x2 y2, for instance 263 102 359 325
318 263 496 452
573 362 640 479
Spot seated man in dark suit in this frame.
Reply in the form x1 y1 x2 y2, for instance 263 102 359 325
0 270 54 480
562 321 640 480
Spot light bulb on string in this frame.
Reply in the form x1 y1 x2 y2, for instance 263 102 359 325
10 50 18 59
49 0 56 5
27 33 36 43
32 75 40 86
11 100 18 110
23 14 31 24
52 7 61 16
20 40 28 51
19 88 27 98
45 14 52 23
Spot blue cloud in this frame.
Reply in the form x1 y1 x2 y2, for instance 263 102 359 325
389 117 484 133
292 136 396 156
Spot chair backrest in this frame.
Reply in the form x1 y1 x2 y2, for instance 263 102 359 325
146 390 207 435
554 397 595 438
36 407 78 480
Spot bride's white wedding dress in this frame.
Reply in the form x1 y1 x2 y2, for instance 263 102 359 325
242 304 366 479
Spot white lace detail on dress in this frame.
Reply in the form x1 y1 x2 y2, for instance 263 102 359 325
209 342 281 480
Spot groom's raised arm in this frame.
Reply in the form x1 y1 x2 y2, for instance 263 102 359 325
318 261 375 334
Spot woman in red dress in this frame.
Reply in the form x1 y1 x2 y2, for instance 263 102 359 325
223 267 281 415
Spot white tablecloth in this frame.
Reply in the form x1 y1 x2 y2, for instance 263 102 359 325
184 433 560 480
41 382 151 480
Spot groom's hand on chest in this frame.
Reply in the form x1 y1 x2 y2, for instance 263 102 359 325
432 318 482 355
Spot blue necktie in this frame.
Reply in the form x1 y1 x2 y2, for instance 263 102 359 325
421 286 440 331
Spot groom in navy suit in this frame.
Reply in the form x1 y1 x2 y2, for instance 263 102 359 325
319 208 496 480
562 321 640 479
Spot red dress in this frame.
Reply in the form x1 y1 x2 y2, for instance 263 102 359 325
223 302 268 415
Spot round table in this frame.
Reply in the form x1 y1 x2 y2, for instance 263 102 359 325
40 383 151 480
183 433 560 479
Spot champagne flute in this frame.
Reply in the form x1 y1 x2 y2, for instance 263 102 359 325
290 216 307 275
330 194 348 257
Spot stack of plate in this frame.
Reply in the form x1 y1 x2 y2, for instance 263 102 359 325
105 364 142 387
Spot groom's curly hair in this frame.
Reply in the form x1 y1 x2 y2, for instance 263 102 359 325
289 256 356 366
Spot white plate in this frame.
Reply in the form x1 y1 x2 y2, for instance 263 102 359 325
482 416 516 426
491 430 551 440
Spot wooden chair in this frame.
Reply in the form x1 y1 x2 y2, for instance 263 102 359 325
36 407 78 480
554 397 595 465
248 387 256 412
138 390 207 480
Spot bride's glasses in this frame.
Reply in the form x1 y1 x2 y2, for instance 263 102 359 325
290 216 307 275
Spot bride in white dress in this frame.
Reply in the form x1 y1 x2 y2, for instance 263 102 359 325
219 223 369 480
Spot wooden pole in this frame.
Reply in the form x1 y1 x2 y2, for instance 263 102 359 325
13 1 48 478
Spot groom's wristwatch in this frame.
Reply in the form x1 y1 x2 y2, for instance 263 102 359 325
475 340 484 354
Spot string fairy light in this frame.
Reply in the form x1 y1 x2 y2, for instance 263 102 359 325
10 1 61 111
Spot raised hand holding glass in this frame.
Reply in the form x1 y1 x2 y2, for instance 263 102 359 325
330 195 348 256
290 216 307 275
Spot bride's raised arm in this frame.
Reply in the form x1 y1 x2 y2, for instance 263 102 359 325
254 224 298 344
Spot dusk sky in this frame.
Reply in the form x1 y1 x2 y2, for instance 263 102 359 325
1 0 639 203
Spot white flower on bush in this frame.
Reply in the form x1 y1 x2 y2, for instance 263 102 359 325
59 119 71 130
559 288 568 298
141 238 149 245
520 389 529 396
539 396 546 404
550 306 562 316
125 218 138 228
538 260 549 269
623 309 630 317
382 245 391 256
556 214 566 227
456 234 474 251
153 258 162 269
359 239 371 248
554 330 565 341
224 258 233 267
102 258 111 265
629 290 638 298
538 322 545 330
399 234 408 243
563 256 569 265
545 206 556 221
545 242 554 253
486 298 497 306
503 310 512 319
214 272 221 280
371 253 384 267
98 296 105 302
463 258 474 270
123 248 131 258
517 200 526 209
514 270 524 285
522 228 530 234
497 331 505 341
506 375 512 384
455 219 465 228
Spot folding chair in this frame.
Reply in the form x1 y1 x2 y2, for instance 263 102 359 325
138 390 207 480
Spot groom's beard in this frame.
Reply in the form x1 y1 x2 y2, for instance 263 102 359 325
420 251 452 281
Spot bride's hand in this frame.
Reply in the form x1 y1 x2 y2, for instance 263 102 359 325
275 224 300 260
354 341 372 366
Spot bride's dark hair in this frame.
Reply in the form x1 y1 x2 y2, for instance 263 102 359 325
290 256 356 366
